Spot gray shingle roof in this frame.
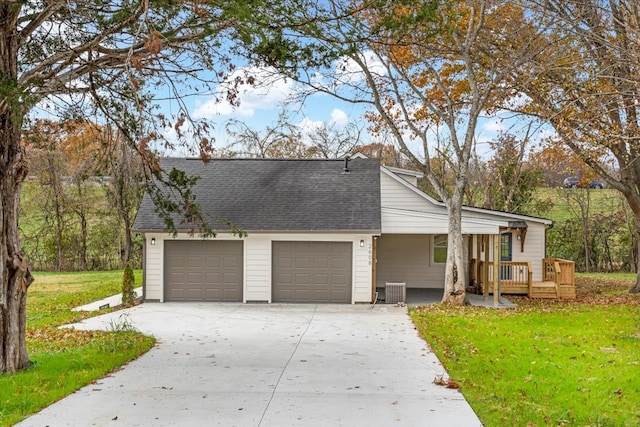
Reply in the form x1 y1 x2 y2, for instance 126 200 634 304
133 157 382 233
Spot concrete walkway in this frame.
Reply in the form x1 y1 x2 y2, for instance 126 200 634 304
72 287 143 312
18 303 482 427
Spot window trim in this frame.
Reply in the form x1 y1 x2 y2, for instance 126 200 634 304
432 234 448 265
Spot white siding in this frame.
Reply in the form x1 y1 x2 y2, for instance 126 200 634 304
380 170 439 211
376 234 445 289
244 236 271 302
382 208 502 234
144 232 374 304
508 222 547 281
144 233 164 301
382 210 449 234
354 235 374 302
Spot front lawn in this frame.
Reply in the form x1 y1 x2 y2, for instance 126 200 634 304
411 275 640 426
0 271 155 427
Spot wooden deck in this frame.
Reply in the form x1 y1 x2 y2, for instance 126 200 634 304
472 258 576 299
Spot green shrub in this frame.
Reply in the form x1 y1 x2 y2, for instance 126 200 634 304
121 263 136 306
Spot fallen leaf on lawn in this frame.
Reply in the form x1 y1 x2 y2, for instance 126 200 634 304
433 374 460 389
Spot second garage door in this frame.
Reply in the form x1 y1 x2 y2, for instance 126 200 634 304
272 241 352 303
164 240 243 302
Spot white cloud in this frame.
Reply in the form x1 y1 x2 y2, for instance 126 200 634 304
481 117 507 133
297 117 325 136
334 50 388 86
503 92 533 111
192 67 296 120
329 109 349 127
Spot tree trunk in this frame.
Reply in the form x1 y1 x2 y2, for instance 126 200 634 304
441 198 468 305
0 117 33 373
630 210 640 293
50 157 65 271
1 4 33 373
122 215 132 268
75 181 88 270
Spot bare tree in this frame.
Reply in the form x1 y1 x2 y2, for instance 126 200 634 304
102 127 145 268
225 111 303 158
305 121 363 159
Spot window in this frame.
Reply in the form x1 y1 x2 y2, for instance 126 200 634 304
433 234 448 263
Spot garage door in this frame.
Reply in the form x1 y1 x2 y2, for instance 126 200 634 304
272 241 352 303
164 240 243 301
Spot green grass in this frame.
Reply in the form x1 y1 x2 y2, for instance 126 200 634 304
534 188 628 222
577 272 637 281
410 276 640 426
26 270 135 329
0 270 155 427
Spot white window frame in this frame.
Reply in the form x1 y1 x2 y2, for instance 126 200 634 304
432 234 448 265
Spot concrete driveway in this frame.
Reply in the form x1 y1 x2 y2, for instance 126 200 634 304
18 303 481 427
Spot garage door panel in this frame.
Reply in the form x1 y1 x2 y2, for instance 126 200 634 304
331 273 348 282
204 289 222 300
314 273 328 284
295 257 312 269
332 258 347 269
223 257 239 268
272 241 352 303
295 289 312 300
313 290 330 300
164 240 243 302
295 273 311 285
314 258 329 269
207 258 221 268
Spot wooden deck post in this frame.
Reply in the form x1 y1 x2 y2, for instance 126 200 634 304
475 235 481 293
493 233 500 307
527 262 533 296
483 235 489 300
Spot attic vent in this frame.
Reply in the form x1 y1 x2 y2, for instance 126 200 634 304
343 156 350 173
385 282 406 304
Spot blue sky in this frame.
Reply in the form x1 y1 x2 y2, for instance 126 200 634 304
158 66 366 155
157 62 538 160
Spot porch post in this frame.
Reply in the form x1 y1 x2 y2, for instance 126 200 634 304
475 235 481 293
371 237 377 303
483 235 489 300
493 233 500 307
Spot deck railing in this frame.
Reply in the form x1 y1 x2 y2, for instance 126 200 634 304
472 258 576 299
477 261 533 293
543 258 575 287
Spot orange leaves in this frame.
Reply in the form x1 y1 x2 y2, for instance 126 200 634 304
145 29 165 55
27 327 98 353
129 29 165 72
389 44 418 68
60 121 107 175
433 374 461 389
366 0 533 132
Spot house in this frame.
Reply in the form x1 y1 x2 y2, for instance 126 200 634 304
133 156 573 304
